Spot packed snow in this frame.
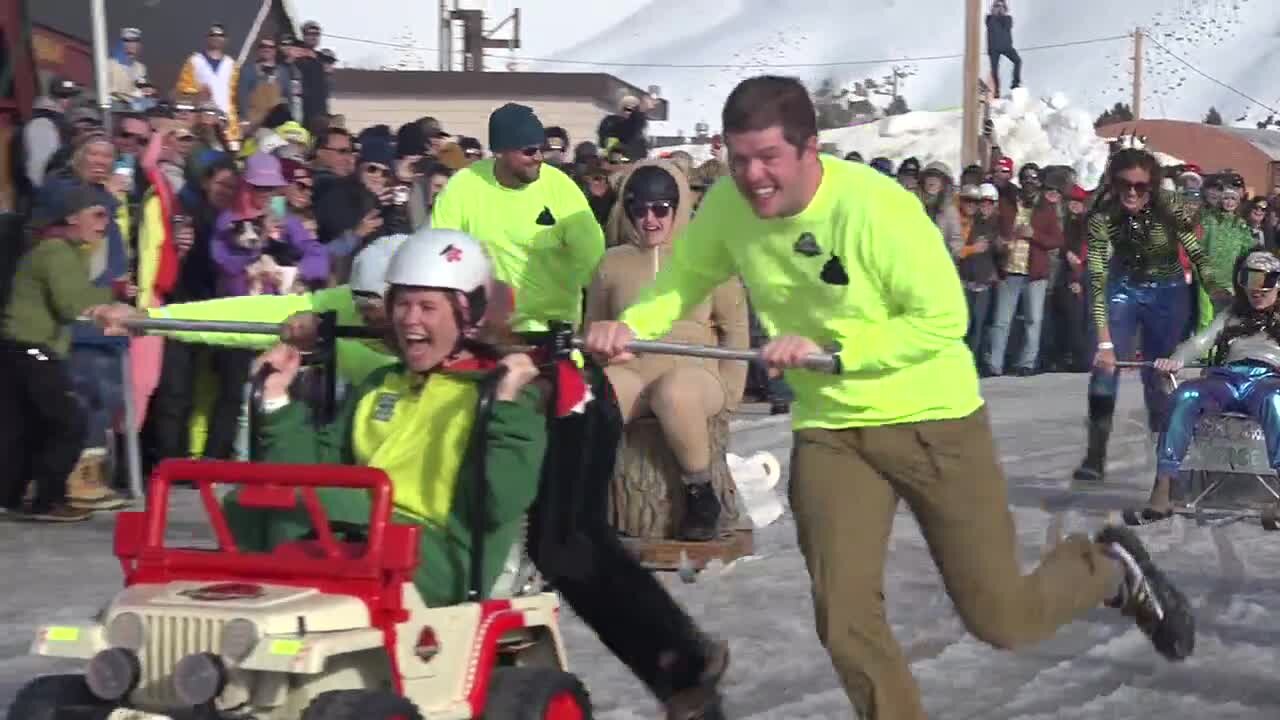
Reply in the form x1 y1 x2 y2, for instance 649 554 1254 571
5 376 1280 719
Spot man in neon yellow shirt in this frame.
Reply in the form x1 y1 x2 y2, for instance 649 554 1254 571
585 76 1195 719
431 103 604 332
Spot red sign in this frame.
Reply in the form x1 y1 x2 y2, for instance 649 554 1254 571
179 583 266 601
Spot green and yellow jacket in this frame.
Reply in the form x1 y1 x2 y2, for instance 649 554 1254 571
222 360 547 607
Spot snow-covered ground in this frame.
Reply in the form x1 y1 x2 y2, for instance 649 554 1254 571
4 374 1280 718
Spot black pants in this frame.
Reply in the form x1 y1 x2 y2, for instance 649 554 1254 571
144 340 198 469
144 343 253 466
1050 282 1090 372
989 48 1023 94
528 370 713 702
0 344 87 511
205 348 254 460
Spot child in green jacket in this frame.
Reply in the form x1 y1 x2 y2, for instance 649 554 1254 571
0 185 123 521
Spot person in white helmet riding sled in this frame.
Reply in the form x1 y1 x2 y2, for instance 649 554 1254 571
220 229 550 607
1126 250 1280 524
197 228 730 720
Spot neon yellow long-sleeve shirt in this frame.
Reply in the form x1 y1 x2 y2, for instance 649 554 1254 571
431 159 605 332
147 286 394 385
620 156 982 430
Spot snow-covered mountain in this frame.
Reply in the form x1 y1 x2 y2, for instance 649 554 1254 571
527 0 1276 135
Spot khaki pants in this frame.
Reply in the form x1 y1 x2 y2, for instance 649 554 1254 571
788 407 1120 719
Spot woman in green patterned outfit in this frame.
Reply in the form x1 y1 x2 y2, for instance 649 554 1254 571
1074 149 1230 482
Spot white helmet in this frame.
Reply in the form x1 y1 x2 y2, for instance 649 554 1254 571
978 183 999 201
350 233 408 297
384 228 493 324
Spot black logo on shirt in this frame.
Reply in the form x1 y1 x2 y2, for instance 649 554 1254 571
821 253 849 286
536 207 556 226
793 232 821 257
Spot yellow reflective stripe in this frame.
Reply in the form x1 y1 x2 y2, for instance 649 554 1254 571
269 639 302 656
46 626 80 642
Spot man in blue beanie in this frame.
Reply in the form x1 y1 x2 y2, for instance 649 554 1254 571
431 102 605 332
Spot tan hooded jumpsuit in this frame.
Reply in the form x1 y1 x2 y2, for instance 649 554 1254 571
586 159 750 476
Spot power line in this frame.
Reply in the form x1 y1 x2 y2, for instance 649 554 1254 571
324 32 438 52
485 34 1130 69
1144 34 1280 116
321 30 1129 70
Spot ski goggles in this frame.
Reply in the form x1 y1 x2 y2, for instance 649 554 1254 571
1238 268 1280 290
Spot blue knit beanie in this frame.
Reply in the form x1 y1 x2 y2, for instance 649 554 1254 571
488 103 544 153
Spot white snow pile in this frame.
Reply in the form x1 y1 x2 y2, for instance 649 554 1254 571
656 88 1182 189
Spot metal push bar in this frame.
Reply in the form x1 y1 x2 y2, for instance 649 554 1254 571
89 317 843 374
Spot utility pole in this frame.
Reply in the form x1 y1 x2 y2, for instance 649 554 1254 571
451 6 521 72
1132 27 1144 120
439 0 452 71
961 0 981 167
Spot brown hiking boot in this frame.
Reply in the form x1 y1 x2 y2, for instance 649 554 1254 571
19 504 93 523
66 449 128 511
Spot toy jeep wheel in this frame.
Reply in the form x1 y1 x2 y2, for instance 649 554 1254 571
484 667 592 719
6 674 106 720
302 689 424 719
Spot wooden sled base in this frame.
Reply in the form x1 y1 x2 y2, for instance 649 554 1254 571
618 529 754 572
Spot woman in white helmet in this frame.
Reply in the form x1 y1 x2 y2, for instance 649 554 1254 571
222 228 547 607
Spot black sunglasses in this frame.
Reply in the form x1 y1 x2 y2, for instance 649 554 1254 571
363 164 389 176
518 146 545 157
117 131 146 142
1113 178 1151 196
627 201 674 219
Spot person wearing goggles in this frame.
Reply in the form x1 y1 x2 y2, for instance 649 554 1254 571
1128 250 1280 523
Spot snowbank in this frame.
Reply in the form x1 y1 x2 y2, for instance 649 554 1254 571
654 88 1183 189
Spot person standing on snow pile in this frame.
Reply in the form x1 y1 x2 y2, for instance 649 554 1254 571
986 0 1022 99
586 75 1197 720
431 102 605 333
1073 148 1230 485
0 187 130 522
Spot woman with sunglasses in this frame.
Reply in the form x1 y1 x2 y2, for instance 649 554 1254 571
1126 250 1280 523
588 160 750 541
1074 148 1229 483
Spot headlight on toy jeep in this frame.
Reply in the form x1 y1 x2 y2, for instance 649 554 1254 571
173 652 227 706
219 618 259 662
86 647 141 701
107 611 145 651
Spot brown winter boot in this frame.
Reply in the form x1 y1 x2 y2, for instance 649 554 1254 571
66 449 128 511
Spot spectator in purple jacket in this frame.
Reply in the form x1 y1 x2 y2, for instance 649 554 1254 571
211 152 327 297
